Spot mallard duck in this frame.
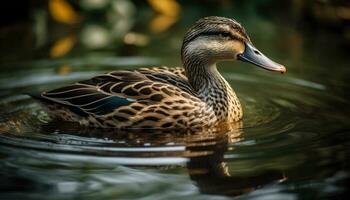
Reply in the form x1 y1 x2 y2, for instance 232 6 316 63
31 16 286 130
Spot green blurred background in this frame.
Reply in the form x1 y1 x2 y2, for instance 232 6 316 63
1 0 349 59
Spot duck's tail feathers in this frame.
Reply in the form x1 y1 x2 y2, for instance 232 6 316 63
27 92 88 122
26 92 52 104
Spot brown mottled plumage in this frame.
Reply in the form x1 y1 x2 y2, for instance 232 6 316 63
31 16 286 130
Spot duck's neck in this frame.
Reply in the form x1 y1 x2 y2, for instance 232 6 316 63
183 57 242 121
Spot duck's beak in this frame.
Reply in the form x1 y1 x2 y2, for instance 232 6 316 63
237 42 286 73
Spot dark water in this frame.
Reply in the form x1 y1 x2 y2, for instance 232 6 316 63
1 4 350 200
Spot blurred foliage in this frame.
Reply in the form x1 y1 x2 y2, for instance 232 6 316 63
0 0 349 62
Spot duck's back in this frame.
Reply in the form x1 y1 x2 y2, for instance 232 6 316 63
33 67 216 129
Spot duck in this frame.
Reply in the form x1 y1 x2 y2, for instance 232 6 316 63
31 16 286 130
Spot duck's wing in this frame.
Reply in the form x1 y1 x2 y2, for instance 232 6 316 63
136 67 194 95
35 68 201 125
140 66 187 79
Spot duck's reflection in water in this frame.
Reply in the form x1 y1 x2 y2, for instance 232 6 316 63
186 130 285 196
42 120 286 197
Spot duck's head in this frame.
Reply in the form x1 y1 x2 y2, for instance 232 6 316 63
181 16 286 73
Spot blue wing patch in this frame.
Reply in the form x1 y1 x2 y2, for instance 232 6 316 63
82 96 135 115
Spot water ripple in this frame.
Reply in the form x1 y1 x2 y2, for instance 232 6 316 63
0 69 349 199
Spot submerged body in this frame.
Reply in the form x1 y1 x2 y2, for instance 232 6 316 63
32 16 285 129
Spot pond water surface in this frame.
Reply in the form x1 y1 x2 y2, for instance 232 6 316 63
0 10 349 200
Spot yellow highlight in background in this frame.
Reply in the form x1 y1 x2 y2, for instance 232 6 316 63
49 0 79 24
148 0 180 33
50 35 76 58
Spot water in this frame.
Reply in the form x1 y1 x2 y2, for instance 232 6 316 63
1 4 350 200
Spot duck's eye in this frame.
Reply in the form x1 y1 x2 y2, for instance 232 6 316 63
219 32 231 38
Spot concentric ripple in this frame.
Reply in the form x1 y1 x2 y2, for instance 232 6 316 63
0 65 349 200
